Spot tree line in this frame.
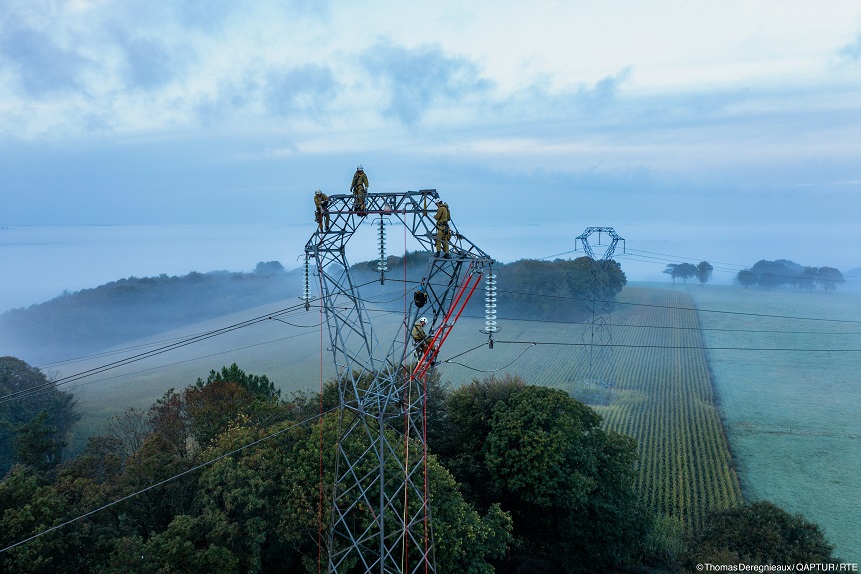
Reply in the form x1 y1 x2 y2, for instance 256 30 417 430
663 261 714 285
0 358 840 572
4 253 626 366
736 259 846 292
354 252 628 322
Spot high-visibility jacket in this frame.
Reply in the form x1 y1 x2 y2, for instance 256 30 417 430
412 322 428 342
351 170 369 193
434 204 450 226
314 193 329 210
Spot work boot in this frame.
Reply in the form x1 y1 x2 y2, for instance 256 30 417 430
434 252 441 257
442 253 451 259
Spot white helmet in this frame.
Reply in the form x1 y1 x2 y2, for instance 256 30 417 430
315 189 322 195
419 317 427 325
357 163 363 171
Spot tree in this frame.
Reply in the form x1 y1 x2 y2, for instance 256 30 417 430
104 407 150 461
696 261 713 285
0 357 79 476
799 266 818 290
674 263 697 283
196 363 280 402
254 260 285 275
489 257 626 321
147 365 286 456
13 411 64 474
437 376 647 572
663 264 678 284
664 263 697 284
816 267 845 293
687 500 835 564
736 269 757 288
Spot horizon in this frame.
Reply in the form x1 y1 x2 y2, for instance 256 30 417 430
1 1 860 291
2 221 859 314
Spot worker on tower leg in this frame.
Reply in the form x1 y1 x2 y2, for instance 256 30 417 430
314 189 330 232
434 199 451 258
412 316 431 358
350 164 369 215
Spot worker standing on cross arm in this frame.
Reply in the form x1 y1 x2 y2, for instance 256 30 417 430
350 163 369 215
314 189 330 232
434 199 451 258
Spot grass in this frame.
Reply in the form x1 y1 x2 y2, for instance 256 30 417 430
683 283 861 561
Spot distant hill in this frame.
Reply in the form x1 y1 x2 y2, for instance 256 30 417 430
1 252 628 364
0 262 302 363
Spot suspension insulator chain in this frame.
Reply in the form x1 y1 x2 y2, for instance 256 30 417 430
485 268 497 348
302 252 312 310
377 217 388 284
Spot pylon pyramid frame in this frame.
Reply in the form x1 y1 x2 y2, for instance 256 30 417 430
575 227 625 388
304 189 494 573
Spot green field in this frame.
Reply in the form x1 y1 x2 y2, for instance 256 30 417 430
58 282 858 559
684 284 861 562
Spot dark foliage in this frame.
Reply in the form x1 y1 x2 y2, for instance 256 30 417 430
0 357 80 477
686 500 836 564
433 375 648 573
351 251 627 322
0 365 512 573
735 259 846 291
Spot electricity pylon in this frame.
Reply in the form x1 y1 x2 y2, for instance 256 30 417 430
304 189 494 573
575 227 625 388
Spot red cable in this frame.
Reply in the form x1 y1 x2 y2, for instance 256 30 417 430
434 274 482 350
318 270 324 574
413 265 476 377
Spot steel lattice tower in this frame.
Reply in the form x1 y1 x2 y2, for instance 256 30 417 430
575 227 625 387
304 189 494 573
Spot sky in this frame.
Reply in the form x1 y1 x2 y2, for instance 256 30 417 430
2 0 861 288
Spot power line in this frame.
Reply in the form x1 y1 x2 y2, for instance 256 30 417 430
0 303 312 404
6 308 393 405
491 340 861 353
5 263 859 407
0 406 340 555
35 308 320 370
383 277 861 327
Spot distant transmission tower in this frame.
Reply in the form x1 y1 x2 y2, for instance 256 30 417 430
575 227 625 388
304 189 495 573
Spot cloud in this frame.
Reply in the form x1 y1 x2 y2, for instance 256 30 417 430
174 0 242 32
838 32 861 61
117 35 192 91
361 40 493 125
262 63 339 119
0 18 93 97
576 67 632 109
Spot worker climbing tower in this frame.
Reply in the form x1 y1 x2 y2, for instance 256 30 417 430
304 189 494 573
575 227 625 388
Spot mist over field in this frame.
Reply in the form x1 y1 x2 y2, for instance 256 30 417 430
3 220 860 316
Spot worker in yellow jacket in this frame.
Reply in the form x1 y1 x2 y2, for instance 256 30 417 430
434 199 451 258
350 164 369 215
314 189 330 232
412 317 431 356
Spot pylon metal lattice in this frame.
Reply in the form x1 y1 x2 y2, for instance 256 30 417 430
575 227 625 388
304 189 494 573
